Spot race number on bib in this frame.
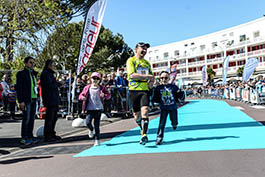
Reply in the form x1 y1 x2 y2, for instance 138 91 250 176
136 67 149 75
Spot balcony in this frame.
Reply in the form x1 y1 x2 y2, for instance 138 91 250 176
177 73 187 77
178 63 186 68
152 66 168 72
188 71 201 76
207 57 223 64
187 60 205 66
248 49 265 57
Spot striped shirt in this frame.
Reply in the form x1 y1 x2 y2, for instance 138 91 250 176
7 90 17 103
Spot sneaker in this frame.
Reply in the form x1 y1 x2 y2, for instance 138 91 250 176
140 134 148 145
88 129 94 138
20 138 32 146
53 135 62 140
156 137 163 145
94 139 100 146
172 126 177 130
44 138 57 142
30 137 40 144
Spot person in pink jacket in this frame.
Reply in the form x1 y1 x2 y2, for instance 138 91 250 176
79 72 111 146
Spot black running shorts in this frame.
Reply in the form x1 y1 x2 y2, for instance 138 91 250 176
129 90 150 112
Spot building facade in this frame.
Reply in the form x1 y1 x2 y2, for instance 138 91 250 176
146 17 265 83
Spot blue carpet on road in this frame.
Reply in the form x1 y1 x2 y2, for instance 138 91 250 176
74 99 265 157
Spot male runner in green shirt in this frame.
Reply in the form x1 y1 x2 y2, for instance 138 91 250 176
126 42 154 145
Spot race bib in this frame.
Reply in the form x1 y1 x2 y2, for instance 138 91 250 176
136 67 149 75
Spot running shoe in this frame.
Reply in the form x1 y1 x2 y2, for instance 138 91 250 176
140 134 148 145
30 137 40 144
20 138 32 146
94 139 100 146
88 129 94 138
172 126 177 130
156 137 163 145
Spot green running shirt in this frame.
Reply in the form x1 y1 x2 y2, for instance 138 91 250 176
126 56 153 91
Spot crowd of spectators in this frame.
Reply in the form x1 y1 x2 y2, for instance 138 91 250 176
185 75 265 100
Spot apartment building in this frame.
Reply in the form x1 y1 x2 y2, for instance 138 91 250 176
146 17 265 83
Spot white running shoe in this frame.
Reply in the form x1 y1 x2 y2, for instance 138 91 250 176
94 139 100 146
88 129 94 138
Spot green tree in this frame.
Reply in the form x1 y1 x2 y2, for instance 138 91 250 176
38 22 132 74
236 66 244 77
207 67 216 86
0 0 73 62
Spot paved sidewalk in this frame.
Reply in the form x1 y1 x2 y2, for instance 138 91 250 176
0 115 123 157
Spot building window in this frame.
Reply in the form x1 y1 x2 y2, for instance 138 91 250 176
174 50 179 56
254 31 260 38
239 34 246 42
200 45 205 51
212 42 217 48
163 52 169 58
184 44 188 47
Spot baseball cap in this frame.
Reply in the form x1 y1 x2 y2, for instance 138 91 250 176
135 42 150 49
91 72 101 78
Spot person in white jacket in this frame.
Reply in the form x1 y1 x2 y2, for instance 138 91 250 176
1 74 10 112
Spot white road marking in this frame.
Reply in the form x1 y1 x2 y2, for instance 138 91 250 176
233 106 245 110
251 105 265 109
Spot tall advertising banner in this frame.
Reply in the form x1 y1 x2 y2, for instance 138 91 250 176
202 65 207 87
77 0 108 76
70 0 108 117
243 57 258 82
222 56 230 85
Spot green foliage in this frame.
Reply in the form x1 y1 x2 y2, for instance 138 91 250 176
0 0 73 62
207 67 216 85
38 22 132 75
236 66 244 77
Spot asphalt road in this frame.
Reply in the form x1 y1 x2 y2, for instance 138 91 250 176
1 99 265 177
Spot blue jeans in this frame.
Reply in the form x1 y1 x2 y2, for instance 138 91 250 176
21 99 37 139
157 109 178 139
85 110 102 140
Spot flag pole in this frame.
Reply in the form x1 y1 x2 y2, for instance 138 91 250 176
66 0 108 120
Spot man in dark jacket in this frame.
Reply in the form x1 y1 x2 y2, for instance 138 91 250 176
40 59 61 142
16 56 39 145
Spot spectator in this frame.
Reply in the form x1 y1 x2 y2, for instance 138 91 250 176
0 82 3 107
1 74 10 112
101 74 112 118
7 84 17 119
123 72 129 86
76 77 85 114
40 59 61 142
81 74 88 85
79 72 111 146
115 69 127 111
16 56 39 145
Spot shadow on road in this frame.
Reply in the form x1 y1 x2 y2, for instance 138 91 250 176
0 156 53 165
0 149 10 155
163 136 239 145
1 121 264 149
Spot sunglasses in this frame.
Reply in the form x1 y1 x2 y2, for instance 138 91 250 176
92 77 100 80
160 77 169 80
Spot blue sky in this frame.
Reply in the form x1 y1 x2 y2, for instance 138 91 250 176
73 0 265 49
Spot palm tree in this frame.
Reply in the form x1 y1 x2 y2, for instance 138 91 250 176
207 67 216 86
236 66 244 77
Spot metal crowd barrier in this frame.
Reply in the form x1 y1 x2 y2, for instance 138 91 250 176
200 86 265 105
110 86 133 118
